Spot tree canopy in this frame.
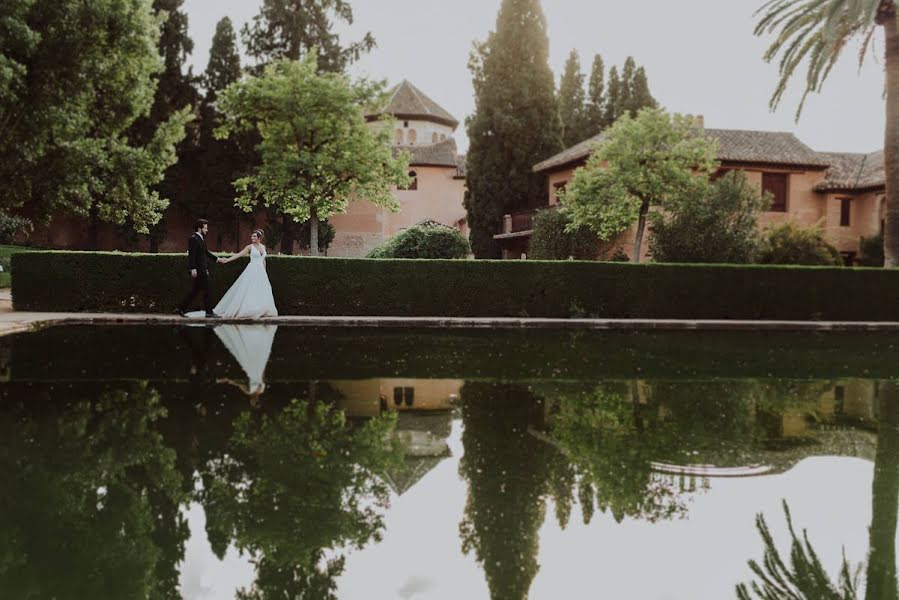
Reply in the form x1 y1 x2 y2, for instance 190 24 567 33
216 54 409 255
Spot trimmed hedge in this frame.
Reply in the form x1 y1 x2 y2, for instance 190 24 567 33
12 250 899 320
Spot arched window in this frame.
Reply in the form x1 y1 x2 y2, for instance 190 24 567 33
403 171 418 191
440 134 447 141
432 132 439 144
408 129 417 145
395 129 404 145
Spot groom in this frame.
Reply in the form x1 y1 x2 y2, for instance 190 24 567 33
177 218 225 318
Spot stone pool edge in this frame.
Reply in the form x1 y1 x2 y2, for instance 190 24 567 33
4 313 899 336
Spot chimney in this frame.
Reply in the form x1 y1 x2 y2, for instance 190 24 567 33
694 114 705 129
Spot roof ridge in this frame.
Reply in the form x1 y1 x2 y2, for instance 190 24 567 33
851 153 870 189
405 81 433 116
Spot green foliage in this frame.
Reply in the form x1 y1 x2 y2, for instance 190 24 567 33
367 221 471 259
649 171 767 264
562 108 719 260
0 383 188 598
242 0 375 74
757 221 844 266
216 55 409 252
15 251 899 321
736 502 861 600
464 0 563 258
585 54 605 136
860 232 885 267
0 212 32 245
528 209 598 260
0 0 192 234
201 399 400 599
558 50 588 147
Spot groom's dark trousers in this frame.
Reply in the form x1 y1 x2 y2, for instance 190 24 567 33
179 233 217 314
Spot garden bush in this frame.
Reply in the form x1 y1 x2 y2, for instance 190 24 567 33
860 232 884 267
528 209 599 260
367 221 470 259
757 222 844 266
649 171 766 264
0 212 32 245
12 251 899 321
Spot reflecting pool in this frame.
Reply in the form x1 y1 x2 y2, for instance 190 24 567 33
1 325 897 599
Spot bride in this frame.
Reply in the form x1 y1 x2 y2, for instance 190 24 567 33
188 229 278 319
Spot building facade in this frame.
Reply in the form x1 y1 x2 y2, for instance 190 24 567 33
496 119 886 263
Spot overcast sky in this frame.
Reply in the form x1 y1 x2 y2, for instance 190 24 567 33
182 0 886 156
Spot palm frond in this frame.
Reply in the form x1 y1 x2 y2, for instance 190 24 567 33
754 0 883 119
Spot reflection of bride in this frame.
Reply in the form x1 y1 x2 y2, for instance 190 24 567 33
214 325 278 403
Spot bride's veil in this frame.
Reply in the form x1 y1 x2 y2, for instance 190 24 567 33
213 325 278 390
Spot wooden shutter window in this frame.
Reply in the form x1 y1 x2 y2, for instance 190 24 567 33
839 198 851 227
762 173 788 212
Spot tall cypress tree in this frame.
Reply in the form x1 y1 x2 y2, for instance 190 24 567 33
464 0 562 258
558 50 588 148
186 17 249 250
628 66 658 116
131 0 200 251
585 54 605 137
240 0 376 253
619 56 638 120
603 65 622 130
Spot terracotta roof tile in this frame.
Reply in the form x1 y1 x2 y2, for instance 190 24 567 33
816 150 884 191
368 80 458 128
533 128 830 173
395 138 460 168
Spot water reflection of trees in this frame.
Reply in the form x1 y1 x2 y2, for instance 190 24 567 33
0 383 188 599
737 384 899 600
200 399 401 599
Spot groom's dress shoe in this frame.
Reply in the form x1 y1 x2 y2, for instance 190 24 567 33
205 312 221 319
175 308 186 317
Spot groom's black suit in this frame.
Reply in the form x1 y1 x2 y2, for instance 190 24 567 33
179 232 218 314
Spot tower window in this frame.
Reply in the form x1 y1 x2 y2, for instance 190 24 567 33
395 129 404 145
408 129 417 145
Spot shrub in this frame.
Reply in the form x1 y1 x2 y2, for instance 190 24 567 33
367 221 470 259
0 212 32 245
757 222 844 266
528 209 598 260
12 251 899 321
860 232 884 267
649 171 767 264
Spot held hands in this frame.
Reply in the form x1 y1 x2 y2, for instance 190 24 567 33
217 258 226 264
191 269 198 279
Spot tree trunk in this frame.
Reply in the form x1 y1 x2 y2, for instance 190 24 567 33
631 198 650 263
865 381 899 600
882 6 899 267
281 214 294 255
309 211 320 257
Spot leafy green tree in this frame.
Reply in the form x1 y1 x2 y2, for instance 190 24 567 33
585 54 606 136
561 108 718 262
0 383 188 599
649 171 768 264
628 66 657 115
201 399 400 599
757 221 844 266
464 0 563 258
132 0 201 251
754 0 899 266
0 0 191 239
558 50 588 147
528 208 598 260
216 55 410 256
242 0 376 75
241 0 376 253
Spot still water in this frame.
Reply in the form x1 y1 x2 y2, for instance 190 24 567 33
1 325 898 599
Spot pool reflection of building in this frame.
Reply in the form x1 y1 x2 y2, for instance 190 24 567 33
331 379 460 496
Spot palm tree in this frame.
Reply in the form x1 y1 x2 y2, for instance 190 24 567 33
754 0 899 266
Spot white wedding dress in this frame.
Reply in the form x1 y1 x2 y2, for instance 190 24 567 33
188 244 278 318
